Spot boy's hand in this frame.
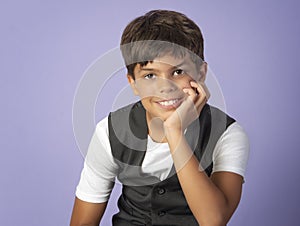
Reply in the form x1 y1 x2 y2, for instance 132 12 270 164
164 81 210 136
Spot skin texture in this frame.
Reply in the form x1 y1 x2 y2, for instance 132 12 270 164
70 54 244 226
129 54 205 142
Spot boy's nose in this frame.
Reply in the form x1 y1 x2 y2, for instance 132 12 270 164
157 78 177 94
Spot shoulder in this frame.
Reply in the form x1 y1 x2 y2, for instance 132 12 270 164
214 121 249 153
95 116 109 139
212 121 250 178
220 122 249 144
87 116 119 169
93 116 115 157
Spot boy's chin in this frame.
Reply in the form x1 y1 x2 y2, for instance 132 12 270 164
147 111 174 122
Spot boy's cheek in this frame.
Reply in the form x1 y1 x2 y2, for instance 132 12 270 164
134 82 158 98
136 87 156 98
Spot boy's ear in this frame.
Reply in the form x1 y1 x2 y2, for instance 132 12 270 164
127 74 139 95
199 62 208 82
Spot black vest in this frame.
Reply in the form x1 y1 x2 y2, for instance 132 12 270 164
108 101 235 226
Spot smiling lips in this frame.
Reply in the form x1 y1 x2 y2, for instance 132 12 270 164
156 98 183 109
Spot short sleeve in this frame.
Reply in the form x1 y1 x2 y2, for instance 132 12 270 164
212 122 250 179
75 117 118 203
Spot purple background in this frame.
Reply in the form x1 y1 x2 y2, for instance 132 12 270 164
1 0 299 225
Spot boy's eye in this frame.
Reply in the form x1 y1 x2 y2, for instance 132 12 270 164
144 74 156 79
173 69 185 76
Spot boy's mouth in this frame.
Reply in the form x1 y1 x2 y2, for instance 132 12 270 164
156 98 183 109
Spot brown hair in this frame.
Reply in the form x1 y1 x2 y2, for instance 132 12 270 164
120 10 205 78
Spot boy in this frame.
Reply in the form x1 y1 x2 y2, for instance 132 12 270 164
70 10 249 226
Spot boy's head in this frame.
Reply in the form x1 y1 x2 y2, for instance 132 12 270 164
120 10 205 78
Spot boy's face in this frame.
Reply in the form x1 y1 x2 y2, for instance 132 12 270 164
128 54 207 122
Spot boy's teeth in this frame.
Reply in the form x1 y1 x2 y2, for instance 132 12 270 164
159 99 178 106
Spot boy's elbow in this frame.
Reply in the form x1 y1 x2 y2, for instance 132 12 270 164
70 221 98 226
196 212 227 226
199 220 227 226
70 215 101 226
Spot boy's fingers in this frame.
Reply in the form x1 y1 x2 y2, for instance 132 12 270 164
190 82 210 115
183 87 197 99
190 81 210 102
200 82 210 100
183 82 210 115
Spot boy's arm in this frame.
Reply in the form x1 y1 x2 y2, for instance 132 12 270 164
164 81 244 226
166 132 243 226
70 117 118 226
70 197 107 226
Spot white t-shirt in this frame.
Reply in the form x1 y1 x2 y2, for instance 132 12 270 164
76 117 249 203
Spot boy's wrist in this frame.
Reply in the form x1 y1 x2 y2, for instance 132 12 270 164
164 126 184 142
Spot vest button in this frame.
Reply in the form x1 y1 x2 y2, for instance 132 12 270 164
157 187 165 195
158 211 166 216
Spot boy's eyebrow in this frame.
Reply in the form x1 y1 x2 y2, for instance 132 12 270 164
139 68 158 71
172 61 187 69
139 60 188 72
